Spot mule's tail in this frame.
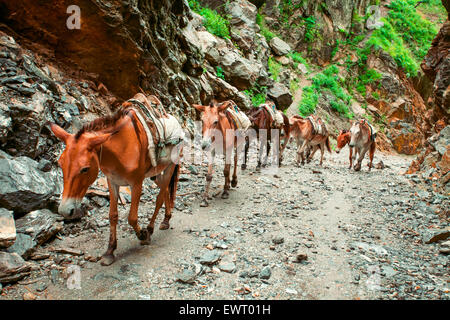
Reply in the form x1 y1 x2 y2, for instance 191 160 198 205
325 136 332 153
282 114 291 141
168 164 180 210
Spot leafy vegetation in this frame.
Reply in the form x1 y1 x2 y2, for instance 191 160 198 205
188 0 230 39
256 13 277 42
288 51 310 72
299 65 353 118
216 66 225 80
244 84 268 107
268 57 283 81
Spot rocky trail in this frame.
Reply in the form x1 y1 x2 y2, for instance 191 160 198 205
1 146 448 300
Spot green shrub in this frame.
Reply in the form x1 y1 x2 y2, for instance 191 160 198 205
216 66 225 80
298 65 352 118
268 57 283 81
256 13 277 42
288 51 310 71
188 0 230 39
244 85 267 107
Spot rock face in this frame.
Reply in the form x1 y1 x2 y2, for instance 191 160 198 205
421 16 450 124
0 154 62 214
0 208 15 248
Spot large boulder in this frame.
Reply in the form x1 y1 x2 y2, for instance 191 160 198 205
0 153 62 214
14 209 63 246
0 252 31 283
0 208 15 248
267 82 293 110
269 37 291 56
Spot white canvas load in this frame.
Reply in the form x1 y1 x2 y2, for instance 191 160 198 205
263 103 284 126
226 104 252 131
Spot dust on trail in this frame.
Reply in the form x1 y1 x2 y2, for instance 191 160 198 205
2 145 447 300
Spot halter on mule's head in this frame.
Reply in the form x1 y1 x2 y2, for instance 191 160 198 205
349 120 363 148
49 110 129 219
192 102 230 150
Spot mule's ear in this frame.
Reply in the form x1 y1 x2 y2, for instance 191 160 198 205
50 123 71 144
218 103 230 112
192 104 205 112
87 133 114 150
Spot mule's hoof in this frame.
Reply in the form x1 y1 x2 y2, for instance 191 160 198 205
137 229 149 241
241 164 247 170
140 238 151 245
100 254 115 266
200 199 209 207
159 220 170 230
221 191 229 199
231 179 238 188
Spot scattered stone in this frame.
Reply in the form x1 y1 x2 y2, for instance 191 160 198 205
272 236 284 245
0 252 32 283
285 288 298 295
259 266 271 279
199 250 221 265
269 37 291 56
294 252 308 263
15 209 63 246
218 261 236 273
0 208 15 248
51 247 83 256
421 228 450 244
7 233 36 259
23 291 36 300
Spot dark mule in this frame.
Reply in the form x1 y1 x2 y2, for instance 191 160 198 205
192 100 245 207
50 93 182 266
289 115 331 166
336 129 353 169
241 102 290 170
349 119 376 171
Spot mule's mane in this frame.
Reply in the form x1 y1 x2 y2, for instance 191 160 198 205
75 106 129 140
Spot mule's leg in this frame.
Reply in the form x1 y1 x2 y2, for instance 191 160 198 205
222 163 231 199
319 143 325 166
352 148 357 170
368 142 376 171
348 147 353 169
100 180 119 266
308 145 319 164
241 136 249 170
354 147 368 171
256 138 264 171
263 141 271 167
231 147 238 187
128 180 148 242
157 164 176 230
144 190 166 244
201 155 214 207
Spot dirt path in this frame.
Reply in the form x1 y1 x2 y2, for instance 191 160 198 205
1 145 448 300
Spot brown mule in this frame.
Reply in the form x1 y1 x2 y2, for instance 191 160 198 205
349 119 376 171
336 129 353 169
289 115 331 166
50 93 182 266
242 102 290 170
192 101 244 207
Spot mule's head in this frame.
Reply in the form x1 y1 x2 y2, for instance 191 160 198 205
50 124 114 219
336 129 349 153
192 102 229 150
349 121 361 148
